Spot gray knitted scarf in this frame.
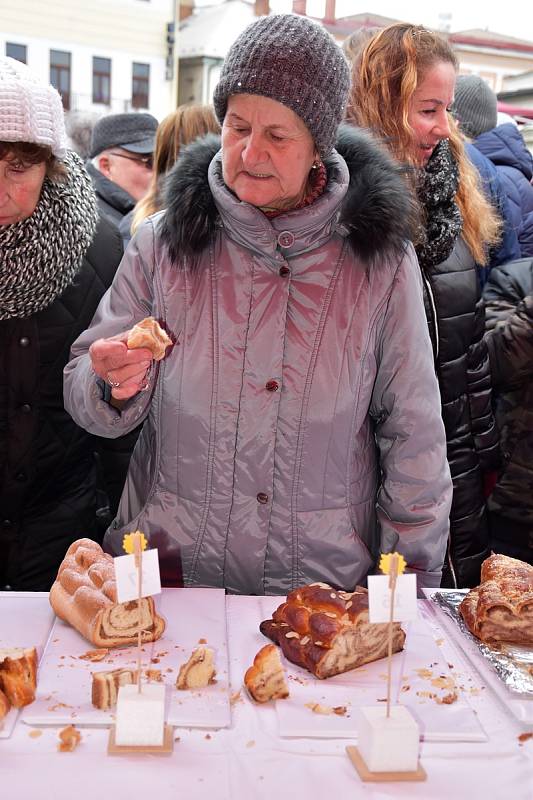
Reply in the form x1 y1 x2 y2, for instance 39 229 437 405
0 150 98 320
415 139 463 270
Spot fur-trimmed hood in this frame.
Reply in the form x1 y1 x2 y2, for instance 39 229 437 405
160 124 415 265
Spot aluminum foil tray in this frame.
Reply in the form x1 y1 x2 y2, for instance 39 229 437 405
431 590 533 696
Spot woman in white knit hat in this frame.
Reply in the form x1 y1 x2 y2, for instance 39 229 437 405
0 57 125 590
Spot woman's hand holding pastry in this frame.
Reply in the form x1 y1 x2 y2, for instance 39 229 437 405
89 336 153 400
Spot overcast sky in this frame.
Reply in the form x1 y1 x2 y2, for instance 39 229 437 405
266 0 533 42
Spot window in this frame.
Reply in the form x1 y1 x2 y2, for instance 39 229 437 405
50 50 71 110
6 42 27 63
132 62 150 109
93 56 111 105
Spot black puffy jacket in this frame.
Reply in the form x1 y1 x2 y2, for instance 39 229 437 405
0 217 128 590
483 259 533 535
421 238 500 588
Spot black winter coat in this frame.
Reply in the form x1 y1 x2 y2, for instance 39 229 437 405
0 217 126 590
422 239 500 588
483 259 533 541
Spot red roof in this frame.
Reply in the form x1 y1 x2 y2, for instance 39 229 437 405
497 101 533 120
450 30 533 54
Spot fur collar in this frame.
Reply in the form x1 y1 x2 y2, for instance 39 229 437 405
160 125 415 264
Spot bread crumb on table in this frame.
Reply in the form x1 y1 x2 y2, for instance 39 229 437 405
57 725 81 752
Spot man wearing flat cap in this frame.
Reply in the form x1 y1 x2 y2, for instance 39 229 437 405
86 112 157 233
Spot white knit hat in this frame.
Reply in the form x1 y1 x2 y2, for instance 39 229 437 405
0 56 67 158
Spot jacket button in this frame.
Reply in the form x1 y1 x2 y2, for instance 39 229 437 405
265 380 279 392
19 337 30 347
15 472 27 482
20 404 32 414
2 520 12 528
277 230 295 248
279 266 290 277
256 492 269 504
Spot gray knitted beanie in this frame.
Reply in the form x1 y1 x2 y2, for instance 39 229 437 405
453 75 498 139
213 14 350 157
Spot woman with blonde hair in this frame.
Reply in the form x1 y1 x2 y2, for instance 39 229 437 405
123 105 219 242
347 23 501 589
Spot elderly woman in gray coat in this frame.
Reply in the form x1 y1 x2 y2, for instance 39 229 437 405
64 14 452 595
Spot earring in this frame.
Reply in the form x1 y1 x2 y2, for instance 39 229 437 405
311 160 322 170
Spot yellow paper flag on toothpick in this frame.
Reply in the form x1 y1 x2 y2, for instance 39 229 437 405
122 531 148 555
379 552 406 577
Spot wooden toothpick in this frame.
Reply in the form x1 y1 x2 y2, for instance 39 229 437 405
122 531 148 694
386 554 399 718
133 534 143 693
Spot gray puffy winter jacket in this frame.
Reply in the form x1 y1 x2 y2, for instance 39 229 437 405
64 128 452 595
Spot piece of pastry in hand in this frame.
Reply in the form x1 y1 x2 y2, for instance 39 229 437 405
459 553 533 644
126 316 172 361
49 538 165 648
176 646 216 690
91 668 139 710
0 687 10 720
0 647 37 708
244 644 289 703
260 583 406 679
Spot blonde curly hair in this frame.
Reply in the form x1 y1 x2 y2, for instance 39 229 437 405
347 23 501 265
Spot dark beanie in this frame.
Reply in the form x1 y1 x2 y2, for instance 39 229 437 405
89 112 158 158
213 14 350 158
453 75 498 139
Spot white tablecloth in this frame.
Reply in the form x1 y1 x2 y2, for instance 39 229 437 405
2 592 533 800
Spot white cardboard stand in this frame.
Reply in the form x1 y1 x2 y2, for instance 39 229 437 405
108 534 171 755
347 555 426 782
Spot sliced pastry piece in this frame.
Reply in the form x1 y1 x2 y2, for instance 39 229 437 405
0 647 37 708
49 538 165 648
0 687 10 720
91 668 139 710
127 316 172 361
244 644 289 703
176 646 216 690
260 583 405 679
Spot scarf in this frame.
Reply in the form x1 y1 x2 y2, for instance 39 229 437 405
414 139 463 269
0 150 98 320
262 162 328 219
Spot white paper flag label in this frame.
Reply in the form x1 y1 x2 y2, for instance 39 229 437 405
367 574 418 623
114 549 162 603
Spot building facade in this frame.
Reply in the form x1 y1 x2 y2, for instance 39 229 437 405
0 0 178 121
178 2 533 109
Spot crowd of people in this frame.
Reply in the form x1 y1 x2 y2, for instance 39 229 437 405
1 14 531 594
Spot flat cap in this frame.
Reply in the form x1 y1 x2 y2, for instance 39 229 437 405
90 112 158 158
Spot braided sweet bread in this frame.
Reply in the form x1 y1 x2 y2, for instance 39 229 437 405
260 583 405 679
459 553 533 644
49 539 165 648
